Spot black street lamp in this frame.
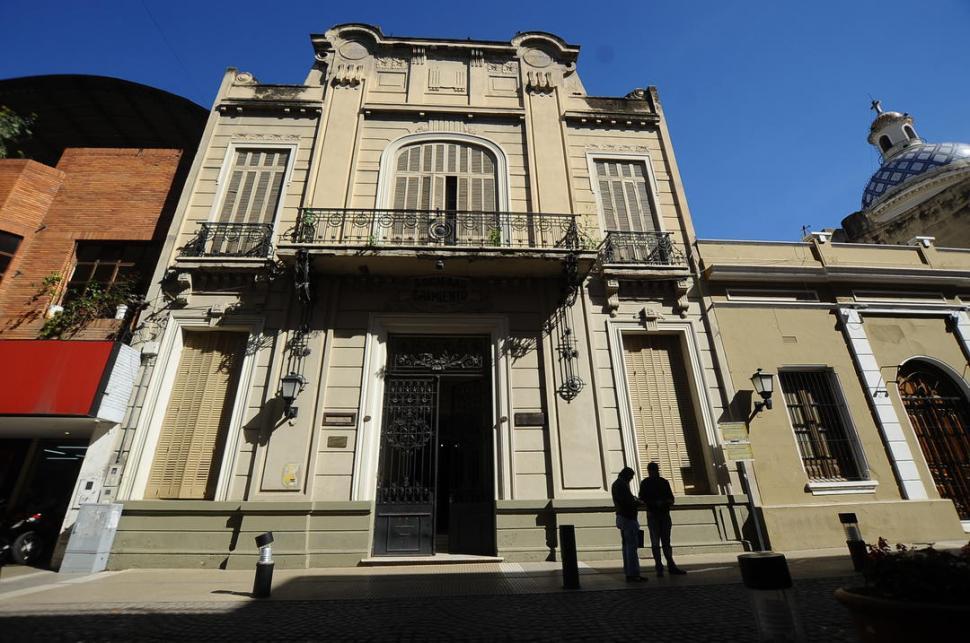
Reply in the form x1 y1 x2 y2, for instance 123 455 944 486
280 372 307 419
751 369 775 413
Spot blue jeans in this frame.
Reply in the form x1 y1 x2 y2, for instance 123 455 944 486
616 515 641 578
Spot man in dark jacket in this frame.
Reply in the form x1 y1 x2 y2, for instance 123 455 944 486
638 461 687 576
611 466 646 582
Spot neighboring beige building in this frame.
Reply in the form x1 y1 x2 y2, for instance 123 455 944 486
87 24 968 570
98 24 751 569
697 235 969 550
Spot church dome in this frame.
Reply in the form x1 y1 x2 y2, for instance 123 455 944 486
862 141 970 209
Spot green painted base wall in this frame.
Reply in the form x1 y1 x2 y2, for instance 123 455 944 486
108 496 752 569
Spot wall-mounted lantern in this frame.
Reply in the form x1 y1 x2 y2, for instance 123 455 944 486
751 369 775 413
280 372 307 419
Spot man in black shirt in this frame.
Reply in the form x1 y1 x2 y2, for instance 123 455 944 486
611 466 646 581
638 461 687 576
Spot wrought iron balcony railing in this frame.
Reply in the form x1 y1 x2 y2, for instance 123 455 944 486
599 231 686 266
295 208 581 251
181 222 274 258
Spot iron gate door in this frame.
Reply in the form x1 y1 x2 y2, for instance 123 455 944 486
373 376 438 555
898 362 970 520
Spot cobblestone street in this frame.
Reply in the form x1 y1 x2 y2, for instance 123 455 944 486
1 566 856 642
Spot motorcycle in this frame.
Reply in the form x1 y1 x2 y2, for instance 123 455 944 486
0 500 52 565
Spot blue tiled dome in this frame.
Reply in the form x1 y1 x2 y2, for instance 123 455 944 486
863 142 970 208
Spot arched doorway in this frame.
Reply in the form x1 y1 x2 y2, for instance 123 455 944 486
897 361 970 519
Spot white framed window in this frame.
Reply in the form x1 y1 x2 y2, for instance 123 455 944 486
778 368 873 491
586 153 662 234
216 147 292 225
392 141 497 212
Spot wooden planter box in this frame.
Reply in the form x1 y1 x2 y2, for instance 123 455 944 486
834 587 968 643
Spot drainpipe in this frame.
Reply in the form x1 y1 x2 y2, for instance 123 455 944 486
737 460 767 551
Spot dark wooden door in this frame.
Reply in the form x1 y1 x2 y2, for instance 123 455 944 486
439 377 495 556
898 362 970 520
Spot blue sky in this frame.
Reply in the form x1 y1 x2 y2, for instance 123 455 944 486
4 1 970 240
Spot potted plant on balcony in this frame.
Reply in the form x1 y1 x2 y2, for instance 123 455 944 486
834 537 970 642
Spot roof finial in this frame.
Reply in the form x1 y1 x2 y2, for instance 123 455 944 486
870 99 883 114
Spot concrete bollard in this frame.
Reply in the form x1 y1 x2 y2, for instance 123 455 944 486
252 531 274 599
738 552 805 642
559 524 580 590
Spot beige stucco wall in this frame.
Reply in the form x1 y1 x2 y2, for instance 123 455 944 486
864 314 970 500
712 305 907 505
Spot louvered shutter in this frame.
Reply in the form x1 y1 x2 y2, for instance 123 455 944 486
146 331 247 500
218 149 289 225
595 160 657 233
623 334 705 495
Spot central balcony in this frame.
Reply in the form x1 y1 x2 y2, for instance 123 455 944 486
280 208 593 277
295 208 580 250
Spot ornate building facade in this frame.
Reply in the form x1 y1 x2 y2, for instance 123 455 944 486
89 25 968 569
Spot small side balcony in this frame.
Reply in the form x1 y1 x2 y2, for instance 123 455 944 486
279 208 594 277
176 222 275 267
599 231 687 267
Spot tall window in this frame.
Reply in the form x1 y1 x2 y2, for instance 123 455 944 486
879 135 892 153
392 142 497 212
594 160 657 232
218 148 289 224
62 242 154 311
779 370 865 481
0 230 22 283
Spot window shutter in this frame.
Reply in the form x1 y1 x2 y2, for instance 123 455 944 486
146 331 247 500
218 149 289 225
623 334 704 495
595 160 657 232
392 141 498 217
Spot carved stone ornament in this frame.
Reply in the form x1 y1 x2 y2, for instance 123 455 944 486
470 48 484 67
232 133 301 142
587 144 650 153
674 279 690 318
525 71 555 94
234 71 257 85
639 306 665 331
376 56 407 70
625 88 648 100
486 60 518 75
338 41 369 61
411 46 426 65
605 278 620 317
332 64 363 87
522 48 553 68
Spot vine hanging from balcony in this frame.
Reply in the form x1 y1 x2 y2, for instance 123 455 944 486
36 273 138 340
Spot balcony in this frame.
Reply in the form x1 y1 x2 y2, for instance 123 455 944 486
281 208 591 277
295 208 580 250
599 231 687 267
179 222 274 259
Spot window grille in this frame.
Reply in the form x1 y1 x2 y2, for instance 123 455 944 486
779 370 864 481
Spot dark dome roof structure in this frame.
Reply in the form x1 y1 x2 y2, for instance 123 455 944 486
862 141 970 209
0 74 207 166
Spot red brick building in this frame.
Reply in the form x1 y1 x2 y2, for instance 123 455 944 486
0 75 205 566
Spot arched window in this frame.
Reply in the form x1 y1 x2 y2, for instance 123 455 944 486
392 142 497 212
879 135 893 153
904 125 917 140
897 360 970 519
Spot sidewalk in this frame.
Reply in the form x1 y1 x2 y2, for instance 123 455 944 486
0 548 858 610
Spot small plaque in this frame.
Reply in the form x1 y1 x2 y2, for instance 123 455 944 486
323 412 356 426
327 435 349 449
723 443 753 461
719 422 748 442
514 412 546 427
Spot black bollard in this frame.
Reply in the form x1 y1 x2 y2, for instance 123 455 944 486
738 552 805 642
838 513 867 572
559 524 580 589
252 531 274 598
